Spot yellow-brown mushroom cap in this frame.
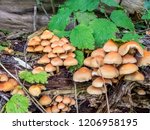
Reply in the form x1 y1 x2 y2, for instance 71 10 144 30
51 57 63 66
48 52 57 58
60 37 69 43
45 63 56 72
62 96 71 104
104 52 122 65
37 54 50 64
124 71 144 81
63 44 72 51
32 66 45 74
119 63 138 75
0 74 8 82
98 65 119 79
91 48 105 57
41 40 51 46
51 105 60 113
29 85 41 97
73 67 92 82
39 95 52 106
52 46 65 54
122 54 137 64
26 47 34 52
50 35 60 43
55 95 63 103
28 36 41 46
64 57 78 66
90 56 104 68
138 50 150 67
34 45 44 52
87 85 102 95
40 30 54 40
103 40 118 52
57 102 65 109
43 45 52 53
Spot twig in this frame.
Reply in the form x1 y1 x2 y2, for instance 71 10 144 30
50 0 55 14
74 82 79 113
33 5 37 31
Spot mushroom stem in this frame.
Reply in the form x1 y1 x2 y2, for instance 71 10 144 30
50 72 54 76
56 66 60 73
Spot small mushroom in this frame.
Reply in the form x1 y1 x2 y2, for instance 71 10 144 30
60 37 69 43
63 44 72 52
0 74 8 82
55 95 63 103
62 96 71 105
84 57 92 67
87 85 102 95
138 50 150 67
28 36 41 46
45 63 56 75
26 47 34 52
62 106 69 112
39 95 52 106
51 105 60 113
51 57 63 72
103 40 118 52
32 66 45 74
45 107 52 113
40 30 53 40
64 57 78 67
90 56 104 68
91 48 105 57
57 102 65 109
43 45 52 53
51 41 59 48
29 85 41 97
124 71 144 81
0 81 16 92
48 52 57 58
34 45 44 52
50 35 60 43
37 54 50 64
69 98 76 106
73 67 92 82
122 54 137 64
137 89 146 96
52 46 65 54
68 52 75 58
41 40 51 46
8 78 18 87
119 63 138 75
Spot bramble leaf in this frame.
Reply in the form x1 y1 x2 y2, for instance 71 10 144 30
122 32 141 42
70 24 95 50
110 10 134 31
89 19 118 47
48 8 72 31
69 50 84 72
52 30 71 38
19 70 49 84
142 10 150 20
6 94 29 113
75 12 97 25
101 0 120 7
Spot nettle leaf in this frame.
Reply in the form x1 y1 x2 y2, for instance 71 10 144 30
122 32 141 42
6 94 29 113
89 19 118 47
101 0 120 7
48 8 72 31
75 12 97 25
63 0 100 12
19 70 49 84
110 10 134 31
70 24 95 50
142 10 150 20
69 50 84 72
53 30 71 38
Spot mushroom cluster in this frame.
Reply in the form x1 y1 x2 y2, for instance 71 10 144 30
0 73 24 95
38 95 76 113
26 30 78 74
73 40 149 95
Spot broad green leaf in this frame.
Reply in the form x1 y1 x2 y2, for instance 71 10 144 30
101 0 120 7
6 94 29 113
122 32 141 42
142 10 150 20
62 0 100 12
48 8 72 31
75 12 97 25
70 24 95 50
69 50 84 71
89 19 118 47
19 70 49 84
110 10 134 31
144 1 150 9
53 30 71 38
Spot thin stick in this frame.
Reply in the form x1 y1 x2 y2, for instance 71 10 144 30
33 5 37 31
50 0 55 14
74 82 79 113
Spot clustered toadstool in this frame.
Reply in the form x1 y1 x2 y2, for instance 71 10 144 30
37 95 76 113
73 40 149 95
0 73 24 95
26 30 78 74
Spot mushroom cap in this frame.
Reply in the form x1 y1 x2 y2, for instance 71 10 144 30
39 95 52 106
37 54 50 64
48 52 57 58
45 107 52 113
50 35 60 43
87 85 102 95
119 63 138 75
70 98 76 106
91 48 105 57
53 46 65 54
62 96 71 104
29 85 41 97
8 79 18 87
84 57 92 67
63 44 72 51
62 106 69 112
122 54 137 64
118 41 143 56
40 30 53 39
60 37 69 43
0 81 15 92
45 63 56 72
32 66 45 74
51 41 59 48
55 95 63 103
64 57 78 66
137 89 146 96
51 57 63 66
59 53 68 59
100 86 107 93
57 40 65 46
92 69 99 76
104 52 122 65
34 45 44 52
73 67 92 82
41 40 51 46
138 50 150 67
51 105 60 113
90 56 104 68
43 45 52 53
103 40 118 52
98 65 119 79
92 77 112 88
57 102 65 109
26 47 34 52
0 74 8 82
71 46 76 52
28 36 41 46
68 52 75 58
124 71 144 81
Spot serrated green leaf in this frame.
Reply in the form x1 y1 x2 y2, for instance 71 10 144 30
53 30 71 38
122 32 141 42
144 1 150 9
6 94 29 113
110 10 134 31
89 19 118 47
69 50 84 72
62 0 100 12
101 0 120 7
75 12 97 25
48 8 72 31
142 10 150 20
70 24 95 50
19 70 49 84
